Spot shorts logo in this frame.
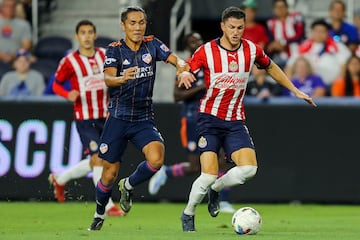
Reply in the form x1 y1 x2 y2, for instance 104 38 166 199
160 44 169 52
99 143 108 154
89 140 98 152
198 136 207 148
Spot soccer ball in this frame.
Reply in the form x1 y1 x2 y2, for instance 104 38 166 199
231 207 262 235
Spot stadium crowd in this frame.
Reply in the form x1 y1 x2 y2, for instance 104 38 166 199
0 0 360 98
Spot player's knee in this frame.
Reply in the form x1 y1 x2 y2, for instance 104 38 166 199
239 165 257 182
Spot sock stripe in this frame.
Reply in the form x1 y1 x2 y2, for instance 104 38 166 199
146 161 159 172
97 179 112 193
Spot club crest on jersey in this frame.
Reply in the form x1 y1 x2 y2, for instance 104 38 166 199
99 143 108 154
160 44 169 52
142 53 152 64
229 60 239 72
198 136 207 148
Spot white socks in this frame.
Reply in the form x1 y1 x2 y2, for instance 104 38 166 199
57 158 91 185
184 173 217 216
211 165 257 192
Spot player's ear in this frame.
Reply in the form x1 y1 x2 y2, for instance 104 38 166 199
120 22 125 31
220 22 225 32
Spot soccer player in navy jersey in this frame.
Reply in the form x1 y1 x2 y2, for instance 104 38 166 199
88 6 192 231
177 6 316 232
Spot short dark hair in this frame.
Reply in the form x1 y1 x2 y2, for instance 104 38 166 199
75 20 96 34
273 0 288 7
221 6 246 22
311 18 331 30
120 6 147 23
329 0 346 11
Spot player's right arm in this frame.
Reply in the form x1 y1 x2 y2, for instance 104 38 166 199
52 57 79 102
104 66 138 87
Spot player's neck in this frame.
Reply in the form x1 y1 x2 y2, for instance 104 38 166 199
219 36 240 51
79 47 95 57
124 38 142 51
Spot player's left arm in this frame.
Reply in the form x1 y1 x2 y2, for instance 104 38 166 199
265 61 316 107
166 53 191 75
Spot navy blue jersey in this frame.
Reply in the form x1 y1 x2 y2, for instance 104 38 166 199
104 36 172 121
180 68 206 117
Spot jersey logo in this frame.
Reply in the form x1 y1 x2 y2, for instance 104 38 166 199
123 59 130 65
109 41 121 47
105 57 117 65
229 60 239 72
228 53 237 59
142 53 152 64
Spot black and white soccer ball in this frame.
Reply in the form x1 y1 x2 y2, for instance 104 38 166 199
231 207 262 235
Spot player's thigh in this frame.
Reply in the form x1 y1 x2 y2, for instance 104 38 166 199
131 121 165 164
200 151 219 175
231 148 257 166
98 116 128 163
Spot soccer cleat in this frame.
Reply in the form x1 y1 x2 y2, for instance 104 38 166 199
181 212 195 232
148 166 167 195
118 178 133 213
219 201 236 213
88 217 104 231
106 205 127 217
48 173 65 202
207 188 220 217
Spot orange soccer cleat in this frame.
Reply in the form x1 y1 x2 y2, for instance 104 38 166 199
106 205 127 217
48 173 65 202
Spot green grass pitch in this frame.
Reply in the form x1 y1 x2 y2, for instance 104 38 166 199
1 202 359 240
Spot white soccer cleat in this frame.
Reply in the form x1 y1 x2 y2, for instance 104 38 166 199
148 166 167 195
220 201 236 213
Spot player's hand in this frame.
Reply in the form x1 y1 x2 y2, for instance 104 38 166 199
67 90 80 102
294 90 317 107
122 66 138 84
177 71 195 89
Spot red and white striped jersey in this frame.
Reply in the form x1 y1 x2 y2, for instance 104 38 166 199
55 47 108 120
189 39 270 121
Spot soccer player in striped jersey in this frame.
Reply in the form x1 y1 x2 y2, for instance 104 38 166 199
178 6 316 232
48 20 125 217
88 6 191 231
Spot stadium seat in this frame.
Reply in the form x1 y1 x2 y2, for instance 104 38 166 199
0 62 12 80
30 58 59 84
95 36 116 48
33 36 72 63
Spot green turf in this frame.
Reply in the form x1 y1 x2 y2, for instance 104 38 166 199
1 202 359 240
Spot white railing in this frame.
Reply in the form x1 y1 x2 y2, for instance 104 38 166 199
170 0 191 51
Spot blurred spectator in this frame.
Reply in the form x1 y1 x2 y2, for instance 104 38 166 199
282 56 326 98
331 55 360 97
240 0 268 49
328 0 359 54
0 0 32 64
285 19 351 88
246 66 280 99
0 49 44 96
266 0 305 68
15 0 32 25
353 8 360 57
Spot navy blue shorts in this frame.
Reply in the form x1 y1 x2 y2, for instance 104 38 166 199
98 116 164 163
196 113 254 158
75 118 106 157
180 109 199 154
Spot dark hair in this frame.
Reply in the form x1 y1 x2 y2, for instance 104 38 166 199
329 0 346 11
310 18 331 30
273 0 288 7
120 6 147 23
183 32 202 45
344 55 360 96
221 6 246 22
75 20 96 34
